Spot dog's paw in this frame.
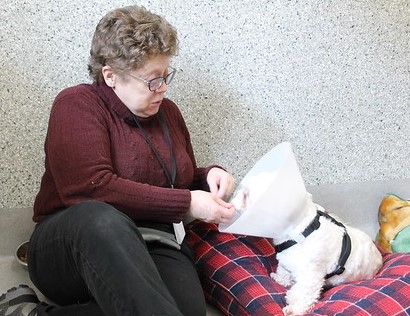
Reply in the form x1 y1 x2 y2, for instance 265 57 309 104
231 188 249 212
282 305 296 316
283 304 311 316
270 272 292 287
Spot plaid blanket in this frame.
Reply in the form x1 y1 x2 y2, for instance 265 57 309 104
186 221 410 316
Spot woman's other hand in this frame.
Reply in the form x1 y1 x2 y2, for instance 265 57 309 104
189 191 235 224
207 167 235 201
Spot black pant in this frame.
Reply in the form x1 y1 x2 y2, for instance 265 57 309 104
28 201 206 316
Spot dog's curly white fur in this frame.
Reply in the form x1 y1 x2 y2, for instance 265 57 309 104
231 175 383 316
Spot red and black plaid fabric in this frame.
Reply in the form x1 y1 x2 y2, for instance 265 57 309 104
186 221 410 316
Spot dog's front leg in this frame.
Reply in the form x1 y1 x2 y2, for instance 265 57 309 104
270 264 293 288
283 269 324 316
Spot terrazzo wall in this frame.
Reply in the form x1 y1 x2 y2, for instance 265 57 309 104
1 0 409 208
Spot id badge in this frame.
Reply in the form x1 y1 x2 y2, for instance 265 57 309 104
173 221 186 244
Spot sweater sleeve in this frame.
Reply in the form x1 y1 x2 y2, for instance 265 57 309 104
34 86 191 223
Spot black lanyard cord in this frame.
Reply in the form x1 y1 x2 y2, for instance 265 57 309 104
132 109 176 188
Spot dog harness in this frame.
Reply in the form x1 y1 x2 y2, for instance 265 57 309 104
274 210 352 279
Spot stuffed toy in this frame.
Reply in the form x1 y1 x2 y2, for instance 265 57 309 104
377 194 410 253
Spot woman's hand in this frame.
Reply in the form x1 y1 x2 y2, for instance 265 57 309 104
189 190 235 224
207 167 235 201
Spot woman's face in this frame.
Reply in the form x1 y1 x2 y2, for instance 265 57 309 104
112 54 172 118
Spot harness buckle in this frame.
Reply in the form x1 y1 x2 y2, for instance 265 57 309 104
335 266 345 275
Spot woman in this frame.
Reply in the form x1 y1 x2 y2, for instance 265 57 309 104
0 5 235 316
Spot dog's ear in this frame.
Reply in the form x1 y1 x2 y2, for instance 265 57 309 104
377 195 410 253
379 195 410 215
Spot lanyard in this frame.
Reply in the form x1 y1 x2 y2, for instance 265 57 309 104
132 109 176 189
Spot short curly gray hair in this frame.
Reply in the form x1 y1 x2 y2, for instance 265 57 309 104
88 5 178 81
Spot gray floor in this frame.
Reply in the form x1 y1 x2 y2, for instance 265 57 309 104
1 178 410 315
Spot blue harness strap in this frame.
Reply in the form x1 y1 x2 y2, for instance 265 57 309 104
274 210 352 279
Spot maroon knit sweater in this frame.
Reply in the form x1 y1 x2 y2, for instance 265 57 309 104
33 80 214 223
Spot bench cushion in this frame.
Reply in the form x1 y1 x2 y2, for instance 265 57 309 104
186 221 410 315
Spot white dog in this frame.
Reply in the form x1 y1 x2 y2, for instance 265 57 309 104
231 173 383 316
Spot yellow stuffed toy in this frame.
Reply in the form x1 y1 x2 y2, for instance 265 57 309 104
377 194 410 253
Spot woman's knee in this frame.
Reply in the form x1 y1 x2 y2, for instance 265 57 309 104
64 201 143 243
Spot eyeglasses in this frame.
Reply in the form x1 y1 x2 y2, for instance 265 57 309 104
127 67 176 91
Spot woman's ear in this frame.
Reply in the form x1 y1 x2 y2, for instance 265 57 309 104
102 66 116 88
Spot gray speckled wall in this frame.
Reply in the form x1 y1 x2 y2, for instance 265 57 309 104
1 1 409 208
